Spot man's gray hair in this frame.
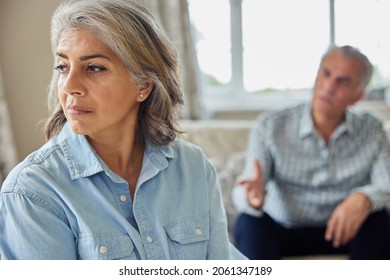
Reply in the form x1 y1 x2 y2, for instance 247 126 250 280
321 45 373 90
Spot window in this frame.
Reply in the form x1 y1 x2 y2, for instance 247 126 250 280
335 0 390 89
188 0 390 111
188 0 232 90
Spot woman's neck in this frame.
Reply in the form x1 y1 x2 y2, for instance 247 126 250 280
88 132 144 199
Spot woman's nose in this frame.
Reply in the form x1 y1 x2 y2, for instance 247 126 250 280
61 70 86 96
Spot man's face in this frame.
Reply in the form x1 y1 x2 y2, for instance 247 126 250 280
312 50 365 120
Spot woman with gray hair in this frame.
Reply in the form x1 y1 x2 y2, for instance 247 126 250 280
0 0 245 260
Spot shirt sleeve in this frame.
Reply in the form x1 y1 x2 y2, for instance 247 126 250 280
352 125 390 212
0 191 77 260
205 159 247 260
231 114 273 216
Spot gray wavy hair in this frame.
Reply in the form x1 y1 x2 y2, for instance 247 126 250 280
321 45 373 91
44 0 184 146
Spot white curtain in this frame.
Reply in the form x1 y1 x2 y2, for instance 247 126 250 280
0 67 18 183
135 0 205 119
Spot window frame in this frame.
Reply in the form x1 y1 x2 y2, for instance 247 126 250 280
197 0 337 113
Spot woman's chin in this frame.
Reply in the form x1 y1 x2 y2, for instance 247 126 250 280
69 122 89 135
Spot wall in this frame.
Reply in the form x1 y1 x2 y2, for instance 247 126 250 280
0 0 62 161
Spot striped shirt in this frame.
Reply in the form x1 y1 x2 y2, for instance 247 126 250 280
232 102 390 228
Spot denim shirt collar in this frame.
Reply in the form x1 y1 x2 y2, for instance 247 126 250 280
58 122 174 181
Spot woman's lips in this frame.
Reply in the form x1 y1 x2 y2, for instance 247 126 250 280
66 105 92 115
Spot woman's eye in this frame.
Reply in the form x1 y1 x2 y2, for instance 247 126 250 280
54 64 68 73
87 65 107 72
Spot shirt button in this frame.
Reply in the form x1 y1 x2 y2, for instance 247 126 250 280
146 236 153 243
120 195 127 202
195 228 202 236
99 245 108 254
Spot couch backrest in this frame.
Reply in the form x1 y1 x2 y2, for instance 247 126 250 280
179 120 254 158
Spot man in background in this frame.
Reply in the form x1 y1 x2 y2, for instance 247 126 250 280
232 45 390 259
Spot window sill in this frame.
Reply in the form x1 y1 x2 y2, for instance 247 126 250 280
202 92 390 121
202 91 310 120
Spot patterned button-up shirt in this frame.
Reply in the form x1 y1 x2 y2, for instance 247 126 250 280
233 102 390 228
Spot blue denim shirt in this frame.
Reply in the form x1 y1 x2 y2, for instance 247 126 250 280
0 123 245 260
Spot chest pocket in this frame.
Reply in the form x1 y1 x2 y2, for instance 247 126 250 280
77 233 136 260
164 214 210 260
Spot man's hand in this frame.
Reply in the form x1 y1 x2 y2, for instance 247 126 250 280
237 159 264 209
325 192 371 248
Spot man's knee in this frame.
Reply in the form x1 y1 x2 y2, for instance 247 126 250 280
234 213 261 240
234 213 283 259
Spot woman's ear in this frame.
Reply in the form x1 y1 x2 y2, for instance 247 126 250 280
137 82 154 102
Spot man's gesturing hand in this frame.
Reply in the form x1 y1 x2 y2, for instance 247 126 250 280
237 159 264 209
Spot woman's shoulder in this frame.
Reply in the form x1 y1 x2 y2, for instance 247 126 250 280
1 137 64 192
171 138 208 158
173 137 204 150
152 138 211 170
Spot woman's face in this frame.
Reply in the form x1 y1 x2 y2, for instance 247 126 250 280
55 29 148 138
